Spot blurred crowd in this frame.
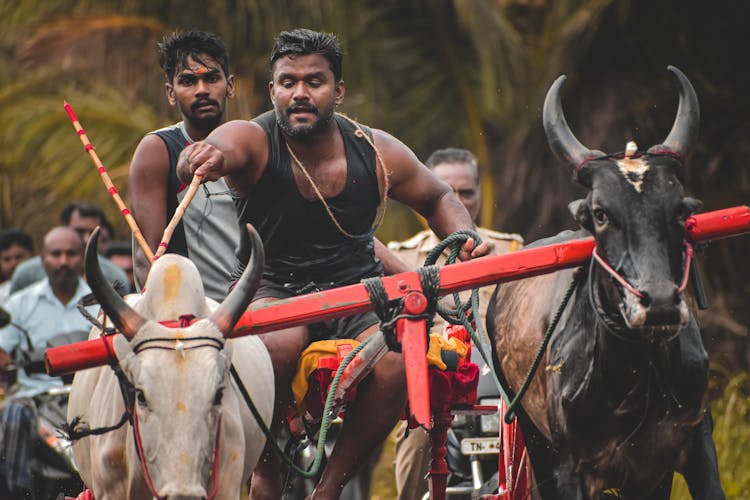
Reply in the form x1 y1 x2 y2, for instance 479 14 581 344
0 200 135 306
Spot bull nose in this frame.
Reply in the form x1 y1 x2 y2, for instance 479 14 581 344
642 282 684 325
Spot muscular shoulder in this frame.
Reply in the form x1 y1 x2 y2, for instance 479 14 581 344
130 134 170 177
371 128 414 164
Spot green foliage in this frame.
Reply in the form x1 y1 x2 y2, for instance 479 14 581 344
671 372 750 499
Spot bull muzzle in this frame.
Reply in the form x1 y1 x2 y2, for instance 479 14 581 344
619 281 689 330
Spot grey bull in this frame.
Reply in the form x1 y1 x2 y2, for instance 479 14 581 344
67 225 274 500
489 67 724 499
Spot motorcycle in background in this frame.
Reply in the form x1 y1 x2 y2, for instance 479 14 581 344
0 308 84 499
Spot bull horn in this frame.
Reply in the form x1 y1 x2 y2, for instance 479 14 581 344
85 227 147 339
657 65 700 156
543 75 599 166
209 224 264 336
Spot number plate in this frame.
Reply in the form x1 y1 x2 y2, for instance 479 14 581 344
460 437 501 455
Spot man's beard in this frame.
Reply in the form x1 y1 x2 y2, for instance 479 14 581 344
181 100 224 130
49 268 79 293
275 101 335 141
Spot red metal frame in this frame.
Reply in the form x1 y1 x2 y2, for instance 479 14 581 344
44 204 750 377
47 205 750 500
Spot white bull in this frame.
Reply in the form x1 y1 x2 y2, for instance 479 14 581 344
67 225 274 500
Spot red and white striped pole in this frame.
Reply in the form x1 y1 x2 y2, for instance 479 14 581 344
63 101 154 262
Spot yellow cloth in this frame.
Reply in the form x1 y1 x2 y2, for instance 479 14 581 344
291 339 360 412
425 333 468 370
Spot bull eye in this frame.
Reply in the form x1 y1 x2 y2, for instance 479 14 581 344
592 208 609 226
213 387 224 406
135 389 147 406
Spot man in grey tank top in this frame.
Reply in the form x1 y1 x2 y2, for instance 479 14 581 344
129 30 239 301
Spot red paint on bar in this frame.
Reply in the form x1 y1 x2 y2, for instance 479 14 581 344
121 208 130 216
45 205 750 376
85 144 94 151
108 187 117 195
98 167 106 173
63 101 78 122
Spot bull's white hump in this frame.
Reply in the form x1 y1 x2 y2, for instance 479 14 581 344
137 254 211 321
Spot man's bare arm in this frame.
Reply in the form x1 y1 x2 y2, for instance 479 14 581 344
176 120 267 198
373 130 493 259
129 134 169 289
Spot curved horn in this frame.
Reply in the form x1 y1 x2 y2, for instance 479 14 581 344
209 224 265 336
543 75 596 166
659 65 700 156
85 227 147 339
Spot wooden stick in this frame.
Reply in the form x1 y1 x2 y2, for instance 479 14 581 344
153 174 203 260
63 101 154 262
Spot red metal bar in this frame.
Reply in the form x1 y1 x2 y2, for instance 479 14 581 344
45 205 750 376
428 408 452 500
398 291 431 428
685 205 750 243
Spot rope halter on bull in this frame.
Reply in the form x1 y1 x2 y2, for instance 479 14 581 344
578 144 702 342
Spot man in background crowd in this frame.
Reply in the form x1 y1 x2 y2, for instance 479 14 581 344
104 241 135 293
0 229 33 303
9 201 128 296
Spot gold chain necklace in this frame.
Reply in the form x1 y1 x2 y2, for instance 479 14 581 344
284 114 389 239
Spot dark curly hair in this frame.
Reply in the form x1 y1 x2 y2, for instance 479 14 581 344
270 29 343 82
158 30 230 82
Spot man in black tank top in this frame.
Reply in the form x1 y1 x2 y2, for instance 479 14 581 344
129 31 239 301
178 29 494 500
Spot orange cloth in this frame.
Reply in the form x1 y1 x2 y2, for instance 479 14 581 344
291 339 360 412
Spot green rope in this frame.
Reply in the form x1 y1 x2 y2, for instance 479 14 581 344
502 268 583 424
232 335 374 479
424 230 584 426
423 230 506 399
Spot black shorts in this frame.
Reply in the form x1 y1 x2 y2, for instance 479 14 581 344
254 277 380 343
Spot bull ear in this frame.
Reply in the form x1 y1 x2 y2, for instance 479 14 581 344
682 196 703 215
679 197 703 225
209 224 265 336
569 198 594 233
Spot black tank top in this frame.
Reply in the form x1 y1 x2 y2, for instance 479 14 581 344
234 111 383 288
